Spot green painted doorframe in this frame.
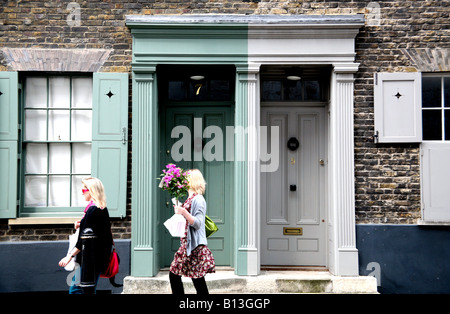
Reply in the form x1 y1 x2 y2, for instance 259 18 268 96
128 19 252 277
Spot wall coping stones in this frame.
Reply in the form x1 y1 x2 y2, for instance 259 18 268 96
126 14 365 26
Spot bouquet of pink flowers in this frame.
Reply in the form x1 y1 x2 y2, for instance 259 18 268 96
158 163 190 204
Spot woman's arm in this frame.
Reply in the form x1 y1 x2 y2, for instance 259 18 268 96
174 196 205 230
58 247 81 267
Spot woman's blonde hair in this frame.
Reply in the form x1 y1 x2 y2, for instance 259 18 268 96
188 169 206 195
82 177 107 209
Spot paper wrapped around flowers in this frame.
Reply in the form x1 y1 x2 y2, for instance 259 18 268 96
164 214 186 237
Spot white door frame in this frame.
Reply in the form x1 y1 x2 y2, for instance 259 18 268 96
244 17 363 276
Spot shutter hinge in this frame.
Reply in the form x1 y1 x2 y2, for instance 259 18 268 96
374 73 378 85
372 130 379 143
122 127 127 144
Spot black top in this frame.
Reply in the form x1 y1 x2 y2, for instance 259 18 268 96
75 205 113 274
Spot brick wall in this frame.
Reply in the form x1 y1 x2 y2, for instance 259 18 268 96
0 0 448 241
353 0 448 223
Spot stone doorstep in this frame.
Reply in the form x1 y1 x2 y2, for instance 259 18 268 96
122 270 378 294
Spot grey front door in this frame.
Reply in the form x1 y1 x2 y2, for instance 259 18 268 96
261 106 327 266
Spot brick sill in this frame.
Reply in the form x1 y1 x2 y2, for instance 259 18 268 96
418 220 450 226
8 217 81 226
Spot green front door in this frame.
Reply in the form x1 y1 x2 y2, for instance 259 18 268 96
160 105 233 267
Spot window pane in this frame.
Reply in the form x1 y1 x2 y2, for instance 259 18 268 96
25 176 47 206
49 77 70 108
285 80 302 100
168 81 186 101
72 175 86 206
422 110 442 140
25 77 47 108
305 80 321 100
48 176 70 206
262 81 282 101
72 143 91 174
210 80 231 101
422 77 442 108
48 110 70 141
25 110 47 140
49 143 70 174
445 77 450 108
445 110 450 141
71 110 92 140
72 77 93 108
25 143 47 174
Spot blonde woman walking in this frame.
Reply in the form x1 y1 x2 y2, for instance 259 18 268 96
169 169 215 294
58 177 113 294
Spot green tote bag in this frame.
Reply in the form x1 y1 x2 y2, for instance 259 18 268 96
205 215 218 238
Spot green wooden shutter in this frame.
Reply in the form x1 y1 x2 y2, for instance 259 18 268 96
0 72 18 218
92 73 128 218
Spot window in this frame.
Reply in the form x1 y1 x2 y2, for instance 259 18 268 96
0 71 128 219
158 65 235 102
373 72 450 222
261 79 324 101
422 75 450 141
260 66 330 102
21 75 93 215
421 74 450 222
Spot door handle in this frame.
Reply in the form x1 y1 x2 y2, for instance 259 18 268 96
290 184 297 192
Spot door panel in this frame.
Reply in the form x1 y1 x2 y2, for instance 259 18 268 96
261 107 326 266
161 106 232 267
265 114 288 225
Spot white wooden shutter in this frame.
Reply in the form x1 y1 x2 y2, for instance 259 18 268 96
421 142 450 221
374 72 422 143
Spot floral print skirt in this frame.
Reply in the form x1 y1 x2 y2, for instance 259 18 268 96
169 237 216 278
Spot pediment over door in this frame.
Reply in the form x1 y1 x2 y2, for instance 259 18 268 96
126 14 365 66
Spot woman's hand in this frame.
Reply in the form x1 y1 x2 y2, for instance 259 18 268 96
173 205 185 215
174 205 195 225
74 220 80 230
58 255 72 267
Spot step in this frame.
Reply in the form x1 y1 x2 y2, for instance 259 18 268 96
122 270 378 294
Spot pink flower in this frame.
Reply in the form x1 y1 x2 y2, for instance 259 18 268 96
158 163 190 205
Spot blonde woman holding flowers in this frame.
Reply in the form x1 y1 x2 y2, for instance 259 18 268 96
169 169 215 294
